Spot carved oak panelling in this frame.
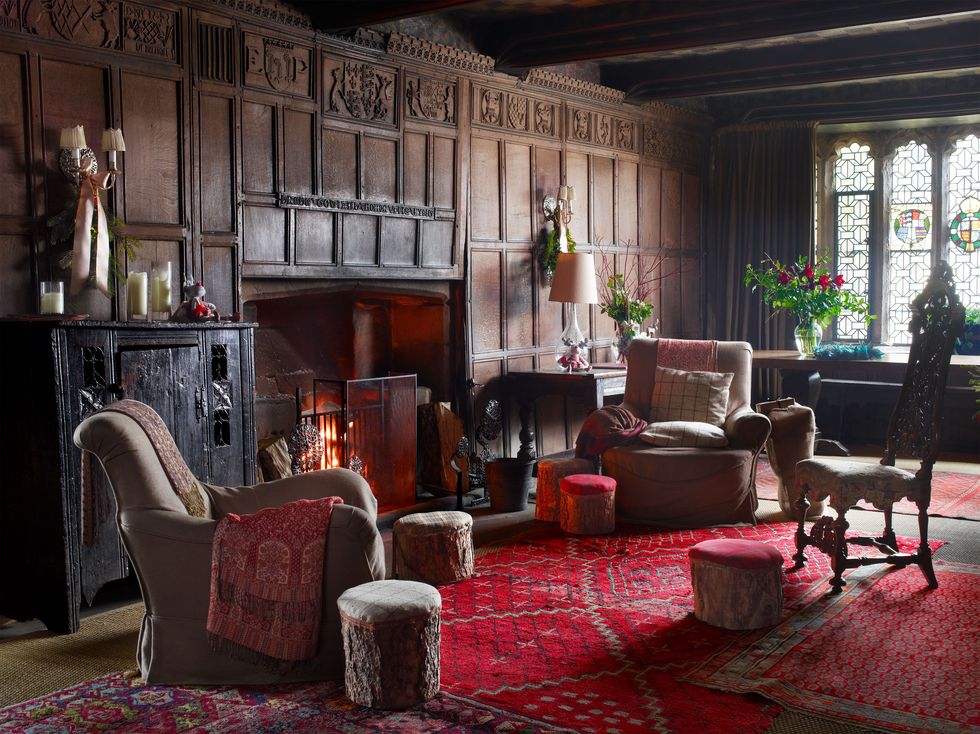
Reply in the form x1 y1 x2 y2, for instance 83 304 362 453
387 32 493 76
0 0 19 31
403 132 427 206
322 127 357 198
405 74 456 126
323 55 397 127
470 137 500 241
618 160 639 246
471 250 502 353
567 107 639 152
0 235 32 315
122 4 177 62
504 142 531 243
565 150 589 245
639 164 662 247
592 155 614 244
0 53 28 217
243 205 285 263
643 124 703 167
472 86 559 140
198 22 233 83
283 108 313 194
242 100 274 193
362 135 397 202
384 217 417 266
202 245 235 316
244 32 311 98
198 93 234 232
433 136 455 210
661 169 682 248
342 214 378 265
294 210 335 265
24 0 119 48
421 220 453 268
682 173 701 249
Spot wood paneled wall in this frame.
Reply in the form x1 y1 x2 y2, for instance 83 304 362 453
0 0 710 456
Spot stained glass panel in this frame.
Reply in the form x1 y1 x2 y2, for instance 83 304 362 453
947 135 980 310
833 143 874 340
886 141 932 345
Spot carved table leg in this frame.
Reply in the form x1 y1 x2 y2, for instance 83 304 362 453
917 503 939 589
829 509 850 594
790 486 810 570
517 396 536 461
880 505 899 553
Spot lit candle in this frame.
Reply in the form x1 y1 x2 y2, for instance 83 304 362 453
151 261 172 314
127 271 148 317
60 125 86 169
567 186 575 201
101 128 126 171
40 280 64 315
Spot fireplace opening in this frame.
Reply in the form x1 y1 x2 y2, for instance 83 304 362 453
245 282 458 511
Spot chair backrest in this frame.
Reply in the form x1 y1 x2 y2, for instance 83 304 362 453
884 261 965 472
623 338 752 421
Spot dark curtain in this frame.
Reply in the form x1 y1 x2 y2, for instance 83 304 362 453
704 122 816 399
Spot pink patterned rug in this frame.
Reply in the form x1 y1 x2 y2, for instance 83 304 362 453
756 457 980 521
685 561 980 734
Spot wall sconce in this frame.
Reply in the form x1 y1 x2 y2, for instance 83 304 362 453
57 124 126 296
542 184 575 251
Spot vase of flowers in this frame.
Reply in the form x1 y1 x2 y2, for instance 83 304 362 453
744 254 872 356
598 240 668 363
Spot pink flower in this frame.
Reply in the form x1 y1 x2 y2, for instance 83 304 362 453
833 274 845 287
778 271 791 284
819 274 831 289
804 264 814 280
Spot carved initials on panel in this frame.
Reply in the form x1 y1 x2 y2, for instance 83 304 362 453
122 4 176 61
244 33 312 97
24 0 119 48
324 57 396 126
405 75 456 125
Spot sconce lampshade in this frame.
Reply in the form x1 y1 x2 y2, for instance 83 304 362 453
549 252 599 304
59 125 87 150
101 128 126 152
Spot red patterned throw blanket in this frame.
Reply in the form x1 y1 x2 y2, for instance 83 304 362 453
575 405 646 462
657 338 718 371
207 496 342 667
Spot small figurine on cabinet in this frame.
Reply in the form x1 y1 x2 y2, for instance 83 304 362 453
170 279 220 322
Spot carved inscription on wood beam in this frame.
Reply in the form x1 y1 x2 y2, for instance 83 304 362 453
405 74 456 126
244 33 312 97
122 4 176 62
277 193 438 220
472 85 560 140
24 0 119 48
323 56 397 127
567 106 639 153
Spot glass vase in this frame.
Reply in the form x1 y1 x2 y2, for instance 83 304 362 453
555 303 591 372
610 321 640 364
794 319 823 356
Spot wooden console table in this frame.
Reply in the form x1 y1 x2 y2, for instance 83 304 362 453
508 366 628 460
752 349 980 452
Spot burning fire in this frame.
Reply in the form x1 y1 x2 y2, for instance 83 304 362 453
319 421 344 470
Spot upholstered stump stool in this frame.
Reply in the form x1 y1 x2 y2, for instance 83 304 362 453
393 511 474 584
536 458 594 522
337 580 442 709
689 539 784 630
559 474 616 535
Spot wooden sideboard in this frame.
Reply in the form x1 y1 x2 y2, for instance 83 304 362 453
0 320 257 633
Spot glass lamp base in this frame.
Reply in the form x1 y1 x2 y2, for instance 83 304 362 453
555 304 591 372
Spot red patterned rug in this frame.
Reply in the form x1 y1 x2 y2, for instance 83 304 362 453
0 522 937 733
756 456 980 521
684 561 979 734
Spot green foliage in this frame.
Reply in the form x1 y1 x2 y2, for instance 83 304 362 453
600 273 653 328
812 343 884 360
539 227 575 280
965 307 980 325
971 368 980 424
744 254 873 328
48 194 142 297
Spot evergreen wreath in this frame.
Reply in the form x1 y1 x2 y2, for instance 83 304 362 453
539 227 575 281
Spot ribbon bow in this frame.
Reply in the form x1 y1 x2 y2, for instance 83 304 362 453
69 156 114 296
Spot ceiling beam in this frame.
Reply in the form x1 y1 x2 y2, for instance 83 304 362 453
607 21 979 100
305 0 488 32
492 0 980 68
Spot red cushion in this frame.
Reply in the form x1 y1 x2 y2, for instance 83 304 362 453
559 474 616 496
688 539 783 570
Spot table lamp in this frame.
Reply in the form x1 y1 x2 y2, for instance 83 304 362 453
549 251 599 371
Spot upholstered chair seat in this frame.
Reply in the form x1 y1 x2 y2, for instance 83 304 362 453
796 458 922 511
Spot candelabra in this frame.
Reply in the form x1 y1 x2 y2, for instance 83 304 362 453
542 184 576 251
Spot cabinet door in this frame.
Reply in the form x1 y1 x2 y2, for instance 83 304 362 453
205 330 246 486
63 328 128 605
115 333 208 481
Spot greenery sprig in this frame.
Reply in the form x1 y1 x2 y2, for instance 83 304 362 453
539 227 575 281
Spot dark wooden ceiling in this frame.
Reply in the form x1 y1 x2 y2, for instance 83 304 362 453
296 0 980 123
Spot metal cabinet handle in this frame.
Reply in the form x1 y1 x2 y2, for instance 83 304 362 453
195 386 206 421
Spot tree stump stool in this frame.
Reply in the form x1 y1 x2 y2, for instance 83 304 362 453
337 580 442 709
756 398 823 519
689 539 784 630
393 511 474 585
559 474 616 535
536 458 594 522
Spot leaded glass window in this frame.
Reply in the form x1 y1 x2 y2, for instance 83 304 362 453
833 143 874 340
886 141 932 345
946 135 980 310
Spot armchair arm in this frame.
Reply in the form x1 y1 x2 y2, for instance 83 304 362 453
204 467 377 521
724 407 771 451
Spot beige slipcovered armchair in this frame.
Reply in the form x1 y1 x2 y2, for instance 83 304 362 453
74 410 386 685
602 338 771 527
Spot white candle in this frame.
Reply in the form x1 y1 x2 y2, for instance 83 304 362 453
567 186 575 201
151 273 172 312
128 271 148 317
40 292 64 314
559 185 568 200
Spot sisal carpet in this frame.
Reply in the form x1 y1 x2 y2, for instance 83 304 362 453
756 457 980 522
0 521 940 733
685 561 979 734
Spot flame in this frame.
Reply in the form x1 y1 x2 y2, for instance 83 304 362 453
319 420 343 470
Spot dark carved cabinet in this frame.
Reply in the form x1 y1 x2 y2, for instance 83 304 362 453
0 321 256 633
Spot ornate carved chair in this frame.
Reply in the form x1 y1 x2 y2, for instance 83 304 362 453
791 262 965 594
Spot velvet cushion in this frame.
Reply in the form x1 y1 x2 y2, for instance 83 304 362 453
560 474 617 496
688 539 783 570
639 421 729 448
649 366 733 426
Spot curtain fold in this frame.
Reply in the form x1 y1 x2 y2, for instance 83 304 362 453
705 122 816 399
